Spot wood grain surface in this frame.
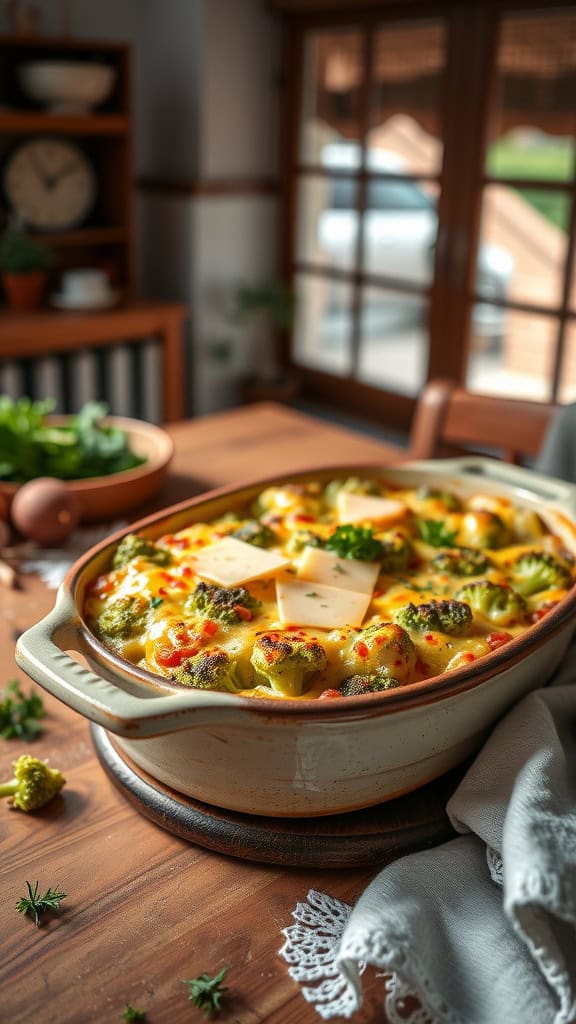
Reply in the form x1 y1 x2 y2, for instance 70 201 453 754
1 403 422 1024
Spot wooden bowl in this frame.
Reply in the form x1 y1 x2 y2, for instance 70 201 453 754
0 416 174 524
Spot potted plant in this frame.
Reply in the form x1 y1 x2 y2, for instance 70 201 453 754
0 228 55 311
231 280 300 404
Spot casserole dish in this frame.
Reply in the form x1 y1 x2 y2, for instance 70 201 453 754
15 457 576 817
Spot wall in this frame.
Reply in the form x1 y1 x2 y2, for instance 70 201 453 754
3 0 281 417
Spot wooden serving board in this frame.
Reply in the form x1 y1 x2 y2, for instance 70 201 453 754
92 725 464 868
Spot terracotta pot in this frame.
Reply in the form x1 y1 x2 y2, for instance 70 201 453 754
15 457 576 817
2 271 46 311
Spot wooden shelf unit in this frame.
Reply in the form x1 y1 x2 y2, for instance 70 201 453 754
0 33 134 292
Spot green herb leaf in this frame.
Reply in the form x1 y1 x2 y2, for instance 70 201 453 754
121 1007 147 1022
149 596 164 609
183 967 229 1019
325 525 384 562
417 520 458 548
15 881 67 926
0 679 45 741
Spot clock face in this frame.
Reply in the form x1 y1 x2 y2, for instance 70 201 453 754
3 138 96 231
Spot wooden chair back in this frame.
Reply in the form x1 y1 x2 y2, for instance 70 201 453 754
409 379 557 465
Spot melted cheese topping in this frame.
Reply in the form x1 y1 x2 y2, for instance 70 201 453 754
84 476 575 701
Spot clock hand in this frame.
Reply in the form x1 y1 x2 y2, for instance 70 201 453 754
28 151 51 189
51 159 82 185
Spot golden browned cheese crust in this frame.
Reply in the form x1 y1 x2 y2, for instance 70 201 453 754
84 478 575 700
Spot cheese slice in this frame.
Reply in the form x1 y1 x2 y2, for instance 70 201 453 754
337 491 407 526
276 579 371 629
190 537 290 586
297 545 380 594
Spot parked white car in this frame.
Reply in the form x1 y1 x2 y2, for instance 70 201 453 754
317 144 514 348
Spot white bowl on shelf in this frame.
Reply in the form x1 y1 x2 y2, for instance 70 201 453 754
18 61 116 114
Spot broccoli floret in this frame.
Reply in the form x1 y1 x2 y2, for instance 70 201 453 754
325 525 384 562
252 482 322 518
323 477 380 507
113 533 172 569
455 580 527 626
0 754 65 811
342 622 417 682
416 486 462 512
285 529 323 556
230 520 277 548
377 531 413 572
187 581 261 624
458 511 510 550
339 670 402 696
96 595 149 640
250 633 327 697
394 600 472 636
172 648 240 692
510 551 572 597
431 548 492 577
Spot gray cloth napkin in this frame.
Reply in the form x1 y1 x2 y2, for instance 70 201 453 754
281 643 576 1024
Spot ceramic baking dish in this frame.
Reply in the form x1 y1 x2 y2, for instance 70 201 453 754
15 457 576 817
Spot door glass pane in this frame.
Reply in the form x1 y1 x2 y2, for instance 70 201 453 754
362 179 439 285
299 31 363 167
466 305 558 400
558 321 576 402
485 11 576 181
476 184 570 309
357 286 428 396
293 273 354 376
297 174 358 270
367 21 445 176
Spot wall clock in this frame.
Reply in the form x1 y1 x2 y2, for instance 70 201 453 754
2 137 96 231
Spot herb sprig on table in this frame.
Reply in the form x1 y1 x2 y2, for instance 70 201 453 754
0 397 146 484
15 881 67 926
183 967 229 1018
0 679 45 741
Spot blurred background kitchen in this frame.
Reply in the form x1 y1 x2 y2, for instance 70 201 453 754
0 0 574 442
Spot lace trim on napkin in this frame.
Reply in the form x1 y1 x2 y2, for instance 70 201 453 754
279 890 466 1024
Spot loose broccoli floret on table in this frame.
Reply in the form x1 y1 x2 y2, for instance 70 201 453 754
323 476 380 507
510 551 572 597
342 622 417 682
112 533 172 569
96 595 149 640
188 581 261 624
230 520 277 548
455 580 527 626
0 754 65 811
431 548 492 577
339 669 402 696
459 511 510 550
250 633 327 697
172 648 240 692
394 599 472 636
377 531 413 572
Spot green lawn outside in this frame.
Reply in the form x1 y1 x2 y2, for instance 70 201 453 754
486 138 574 231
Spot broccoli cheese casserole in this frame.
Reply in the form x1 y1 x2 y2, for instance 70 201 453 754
84 476 576 700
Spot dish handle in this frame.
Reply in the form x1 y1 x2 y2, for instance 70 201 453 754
404 456 576 514
15 589 240 739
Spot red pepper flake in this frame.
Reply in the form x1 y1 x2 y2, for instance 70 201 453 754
294 513 316 524
486 631 513 651
318 689 343 700
530 602 558 624
234 604 252 622
170 537 191 550
373 590 383 599
181 565 194 578
156 645 200 668
424 634 438 645
158 587 168 597
461 653 476 663
202 620 219 636
159 571 172 582
354 641 369 659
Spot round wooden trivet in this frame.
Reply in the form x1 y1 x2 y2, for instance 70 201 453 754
91 724 463 869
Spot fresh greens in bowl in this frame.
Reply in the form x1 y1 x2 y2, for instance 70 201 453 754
0 398 147 483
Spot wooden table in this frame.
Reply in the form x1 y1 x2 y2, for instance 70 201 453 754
0 403 409 1024
0 299 189 422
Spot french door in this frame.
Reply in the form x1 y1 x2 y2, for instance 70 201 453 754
281 3 576 431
